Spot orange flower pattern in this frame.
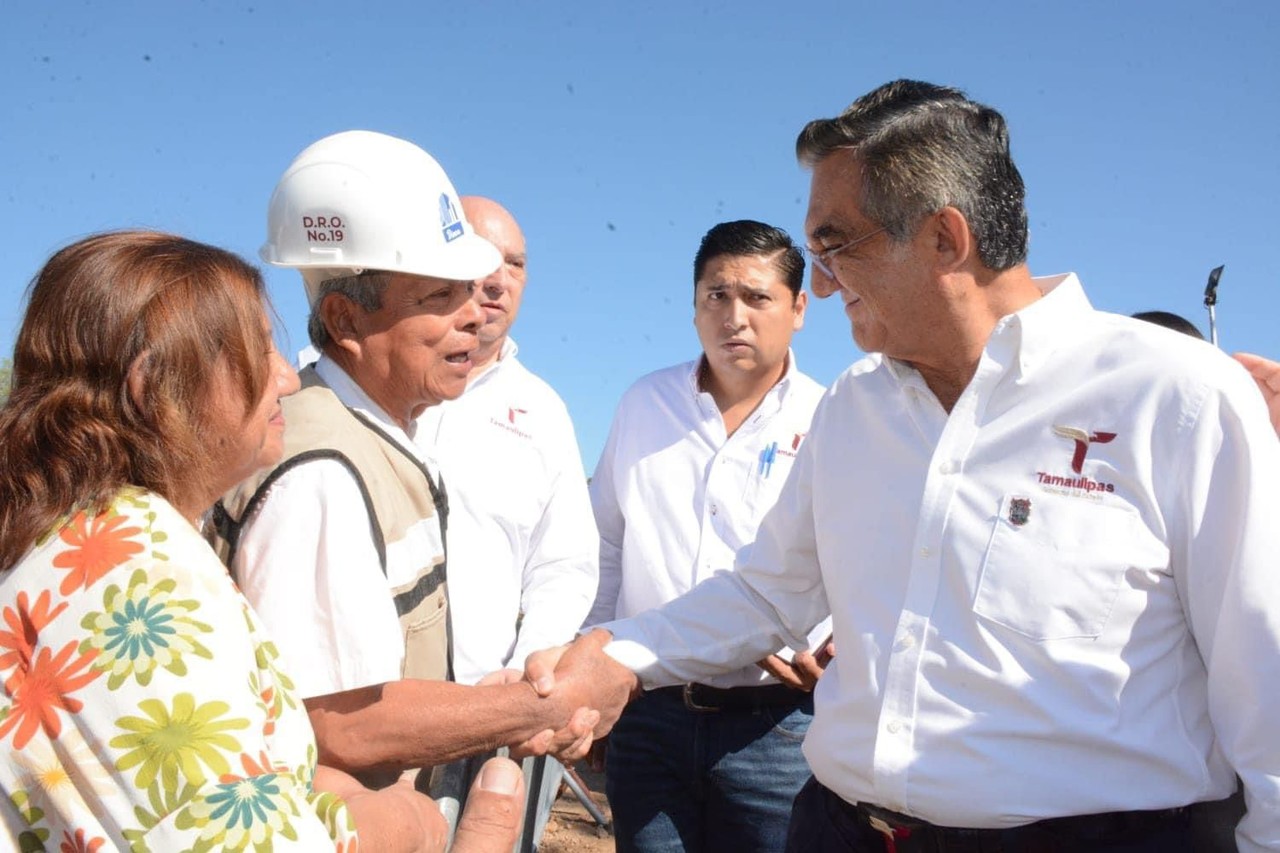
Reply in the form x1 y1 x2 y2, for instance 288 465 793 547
0 639 99 749
60 827 106 853
52 509 146 596
0 589 68 687
0 491 357 849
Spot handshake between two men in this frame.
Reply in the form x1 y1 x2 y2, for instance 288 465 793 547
513 627 833 751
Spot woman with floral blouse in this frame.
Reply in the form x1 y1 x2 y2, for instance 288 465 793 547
0 232 523 852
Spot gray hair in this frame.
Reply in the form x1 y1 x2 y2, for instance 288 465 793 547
306 271 392 350
796 80 1028 271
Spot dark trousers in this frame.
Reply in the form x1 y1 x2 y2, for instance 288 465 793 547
784 776 1198 853
606 687 813 852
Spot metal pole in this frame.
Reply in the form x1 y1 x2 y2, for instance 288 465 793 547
1204 265 1224 348
562 766 611 828
518 756 547 852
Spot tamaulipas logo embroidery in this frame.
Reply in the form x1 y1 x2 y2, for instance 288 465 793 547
489 406 532 440
1036 425 1118 495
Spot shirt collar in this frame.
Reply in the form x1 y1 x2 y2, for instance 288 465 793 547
314 354 421 450
995 273 1092 378
880 273 1091 388
467 336 519 390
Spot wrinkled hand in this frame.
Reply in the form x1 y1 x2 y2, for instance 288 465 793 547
474 668 599 760
1234 352 1280 437
316 766 452 852
509 704 599 763
756 637 835 692
524 629 639 737
315 758 524 852
524 644 569 697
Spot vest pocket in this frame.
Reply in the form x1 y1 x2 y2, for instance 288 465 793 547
397 567 449 681
973 492 1134 641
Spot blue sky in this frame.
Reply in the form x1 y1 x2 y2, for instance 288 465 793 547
4 1 1277 467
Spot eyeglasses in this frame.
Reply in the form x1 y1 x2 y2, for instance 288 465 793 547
805 227 887 280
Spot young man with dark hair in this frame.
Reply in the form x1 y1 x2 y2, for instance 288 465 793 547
586 219 831 851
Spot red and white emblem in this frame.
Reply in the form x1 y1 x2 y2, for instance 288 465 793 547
1052 426 1116 474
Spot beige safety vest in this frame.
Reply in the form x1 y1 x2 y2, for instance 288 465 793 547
210 365 451 695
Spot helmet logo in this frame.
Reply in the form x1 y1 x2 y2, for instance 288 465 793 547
302 214 345 244
439 193 464 243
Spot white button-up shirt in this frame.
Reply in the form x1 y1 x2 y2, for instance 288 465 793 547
605 275 1280 851
416 338 598 684
589 353 831 688
234 356 444 698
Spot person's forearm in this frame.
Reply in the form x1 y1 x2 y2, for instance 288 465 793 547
306 679 570 772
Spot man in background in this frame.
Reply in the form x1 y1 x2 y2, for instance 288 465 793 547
586 219 831 851
415 196 598 846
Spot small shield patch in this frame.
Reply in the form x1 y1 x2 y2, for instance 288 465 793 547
1009 497 1032 527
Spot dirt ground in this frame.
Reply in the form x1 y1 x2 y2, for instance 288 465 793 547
538 767 615 853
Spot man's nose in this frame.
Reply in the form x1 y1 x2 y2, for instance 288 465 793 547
810 269 839 299
724 298 748 328
460 293 485 329
481 273 505 296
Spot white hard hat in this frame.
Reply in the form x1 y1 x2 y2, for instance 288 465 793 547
261 130 501 305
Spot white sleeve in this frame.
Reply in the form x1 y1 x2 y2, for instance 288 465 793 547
1167 368 1280 853
604 416 831 687
583 408 626 628
507 413 599 670
232 460 405 699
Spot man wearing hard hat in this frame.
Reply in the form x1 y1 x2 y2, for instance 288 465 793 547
211 131 608 793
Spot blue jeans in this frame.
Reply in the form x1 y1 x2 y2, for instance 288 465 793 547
605 687 813 853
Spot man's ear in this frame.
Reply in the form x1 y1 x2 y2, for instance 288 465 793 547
319 294 363 358
932 206 974 273
792 289 809 331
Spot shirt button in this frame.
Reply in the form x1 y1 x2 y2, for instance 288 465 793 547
710 505 718 516
898 633 917 650
938 460 956 474
919 546 931 557
887 720 902 734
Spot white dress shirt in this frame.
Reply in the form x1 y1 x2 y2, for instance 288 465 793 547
234 356 447 699
604 275 1280 851
590 352 831 689
416 338 598 685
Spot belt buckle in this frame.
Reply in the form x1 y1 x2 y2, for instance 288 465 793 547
866 813 913 853
681 683 719 712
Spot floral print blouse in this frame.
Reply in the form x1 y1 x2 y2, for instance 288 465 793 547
0 489 359 852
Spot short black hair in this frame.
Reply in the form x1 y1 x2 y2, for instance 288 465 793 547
1132 310 1205 341
693 220 805 297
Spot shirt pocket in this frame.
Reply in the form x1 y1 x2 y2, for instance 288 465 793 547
973 492 1136 641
